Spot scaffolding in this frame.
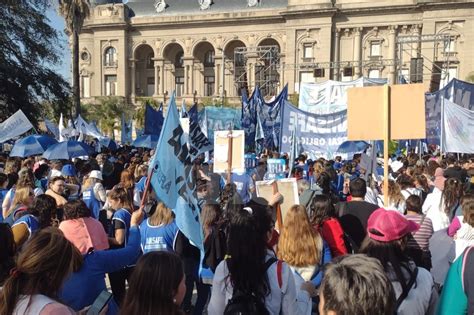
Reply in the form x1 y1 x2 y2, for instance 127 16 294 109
233 45 280 97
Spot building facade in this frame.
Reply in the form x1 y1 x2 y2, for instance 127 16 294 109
78 0 474 105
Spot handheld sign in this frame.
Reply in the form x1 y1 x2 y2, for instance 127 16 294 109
213 130 245 174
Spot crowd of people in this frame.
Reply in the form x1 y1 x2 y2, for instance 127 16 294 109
0 146 473 315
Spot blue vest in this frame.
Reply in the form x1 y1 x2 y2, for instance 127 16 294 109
82 187 102 219
110 209 132 246
139 219 179 254
12 214 40 239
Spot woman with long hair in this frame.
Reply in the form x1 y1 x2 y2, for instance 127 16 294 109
140 202 179 253
201 203 226 285
3 187 34 225
0 223 16 285
11 194 56 248
423 177 463 231
378 180 405 214
0 228 82 315
121 251 186 315
359 208 438 314
2 169 41 218
117 169 140 209
208 208 301 314
107 186 134 306
278 205 332 290
397 174 422 200
309 195 347 257
414 174 430 203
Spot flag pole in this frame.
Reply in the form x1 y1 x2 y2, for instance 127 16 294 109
226 127 233 183
383 85 390 206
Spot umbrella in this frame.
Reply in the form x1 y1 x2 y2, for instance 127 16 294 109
336 141 370 153
42 140 94 160
98 137 118 151
132 134 159 149
10 135 58 157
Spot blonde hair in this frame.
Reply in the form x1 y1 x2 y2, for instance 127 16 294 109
149 202 174 226
278 205 322 267
7 187 33 217
81 177 97 192
387 180 404 206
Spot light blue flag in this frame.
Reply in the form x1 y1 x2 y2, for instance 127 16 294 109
149 92 203 251
255 110 265 154
121 114 132 144
44 118 59 139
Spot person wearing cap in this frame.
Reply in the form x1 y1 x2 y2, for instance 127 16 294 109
81 170 106 220
359 208 438 315
61 164 80 201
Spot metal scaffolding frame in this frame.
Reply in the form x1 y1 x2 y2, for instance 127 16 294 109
233 45 280 97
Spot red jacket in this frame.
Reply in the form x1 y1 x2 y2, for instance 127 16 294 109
314 217 347 257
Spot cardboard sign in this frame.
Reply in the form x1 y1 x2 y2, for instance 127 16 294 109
256 178 299 224
213 130 245 174
347 84 426 141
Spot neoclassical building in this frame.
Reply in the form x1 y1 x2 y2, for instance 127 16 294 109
78 0 474 105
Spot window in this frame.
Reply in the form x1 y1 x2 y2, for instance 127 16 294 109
443 37 456 53
303 44 313 59
104 47 117 67
105 75 117 96
368 69 380 79
204 50 215 67
370 41 381 56
175 52 184 68
204 76 215 96
81 76 90 98
235 51 245 67
175 76 184 97
146 53 154 69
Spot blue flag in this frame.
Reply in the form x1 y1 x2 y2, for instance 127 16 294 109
181 99 188 118
121 114 132 144
149 93 203 252
144 103 164 135
189 103 198 123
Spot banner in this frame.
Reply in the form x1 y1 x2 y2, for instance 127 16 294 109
280 102 347 159
442 98 474 153
241 85 288 150
0 110 34 143
144 104 164 135
76 115 103 139
426 78 474 145
188 117 212 159
199 106 241 143
149 93 203 252
299 77 387 114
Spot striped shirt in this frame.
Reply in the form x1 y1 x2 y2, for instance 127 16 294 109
406 214 434 251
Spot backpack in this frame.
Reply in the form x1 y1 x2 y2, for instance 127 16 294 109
224 257 282 315
337 202 359 254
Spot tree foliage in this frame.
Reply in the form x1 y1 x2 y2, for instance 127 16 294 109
0 0 70 126
82 97 134 138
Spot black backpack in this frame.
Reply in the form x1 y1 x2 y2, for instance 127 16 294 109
223 258 277 315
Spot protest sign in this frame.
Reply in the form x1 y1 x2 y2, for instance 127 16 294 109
256 178 299 225
280 102 347 159
0 110 33 143
213 130 245 174
199 106 241 143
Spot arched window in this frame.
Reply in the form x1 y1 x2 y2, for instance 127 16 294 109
146 52 154 69
175 52 184 68
204 50 215 67
104 47 117 66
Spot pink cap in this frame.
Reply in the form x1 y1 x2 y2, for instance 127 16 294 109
367 208 420 242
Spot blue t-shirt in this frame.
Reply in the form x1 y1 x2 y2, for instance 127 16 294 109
82 187 102 219
230 172 255 204
12 214 40 239
135 176 147 193
139 219 179 254
110 208 132 246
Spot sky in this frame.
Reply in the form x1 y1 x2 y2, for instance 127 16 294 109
46 4 71 82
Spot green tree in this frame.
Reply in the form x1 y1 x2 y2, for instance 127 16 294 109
82 97 134 139
59 0 90 118
0 0 70 126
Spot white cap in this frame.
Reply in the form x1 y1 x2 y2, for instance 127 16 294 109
89 170 103 181
50 169 63 178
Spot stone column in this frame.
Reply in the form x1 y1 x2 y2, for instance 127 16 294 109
130 59 136 101
388 25 398 84
189 60 194 96
353 27 362 78
160 60 165 95
412 24 421 58
153 59 160 97
214 56 222 97
334 28 341 80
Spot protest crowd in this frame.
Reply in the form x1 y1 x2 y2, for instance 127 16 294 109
0 85 474 315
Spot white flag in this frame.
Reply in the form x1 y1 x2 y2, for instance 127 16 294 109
59 113 66 142
442 98 474 154
0 110 33 143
